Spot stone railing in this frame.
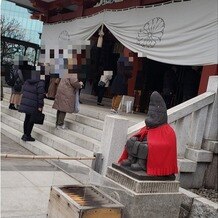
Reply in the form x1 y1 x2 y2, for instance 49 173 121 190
128 92 215 158
100 76 217 174
128 76 218 158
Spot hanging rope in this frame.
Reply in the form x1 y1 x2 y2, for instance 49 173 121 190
97 24 104 48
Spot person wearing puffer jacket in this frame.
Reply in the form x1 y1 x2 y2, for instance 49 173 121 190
18 72 45 141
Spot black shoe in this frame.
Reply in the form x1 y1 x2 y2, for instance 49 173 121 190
9 104 17 110
97 102 104 106
22 135 35 142
21 134 27 141
26 136 35 142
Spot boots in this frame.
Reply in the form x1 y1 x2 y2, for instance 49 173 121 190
120 155 137 167
130 158 146 171
21 134 35 142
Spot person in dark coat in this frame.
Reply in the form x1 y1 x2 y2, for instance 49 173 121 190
110 57 132 113
18 72 45 141
162 66 178 109
9 62 24 110
182 66 201 102
44 63 51 95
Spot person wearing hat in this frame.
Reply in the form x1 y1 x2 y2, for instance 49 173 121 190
118 91 178 176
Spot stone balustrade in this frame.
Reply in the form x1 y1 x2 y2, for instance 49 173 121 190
128 76 218 158
101 76 217 173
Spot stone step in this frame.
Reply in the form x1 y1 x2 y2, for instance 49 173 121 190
2 107 100 152
3 92 107 121
80 92 112 104
41 103 105 132
80 98 112 107
1 103 102 141
80 93 112 107
185 148 213 162
1 122 93 171
1 113 94 167
1 110 101 153
1 101 200 174
3 91 141 128
178 158 197 173
3 92 106 130
202 140 218 154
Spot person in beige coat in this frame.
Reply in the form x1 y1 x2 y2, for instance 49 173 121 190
47 77 61 100
52 74 83 129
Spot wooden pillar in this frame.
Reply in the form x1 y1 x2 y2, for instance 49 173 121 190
34 49 38 66
198 65 218 94
24 46 28 56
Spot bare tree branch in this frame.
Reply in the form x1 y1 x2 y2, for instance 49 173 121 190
1 15 26 64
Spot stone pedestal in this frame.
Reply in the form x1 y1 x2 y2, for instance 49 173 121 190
100 166 182 218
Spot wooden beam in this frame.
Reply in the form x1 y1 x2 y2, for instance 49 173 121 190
47 5 83 23
31 12 47 22
48 0 83 11
141 0 172 5
31 0 171 23
83 0 141 16
30 0 49 12
2 36 40 49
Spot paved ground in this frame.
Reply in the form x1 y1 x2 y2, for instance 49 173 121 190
1 134 81 218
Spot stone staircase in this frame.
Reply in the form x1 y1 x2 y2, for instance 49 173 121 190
80 92 112 107
1 91 107 172
1 89 144 173
1 88 216 189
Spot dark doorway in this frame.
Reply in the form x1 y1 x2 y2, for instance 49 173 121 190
136 58 202 113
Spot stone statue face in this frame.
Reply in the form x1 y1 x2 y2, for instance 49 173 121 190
145 91 167 128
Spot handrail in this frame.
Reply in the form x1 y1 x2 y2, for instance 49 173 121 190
0 154 96 160
128 91 215 137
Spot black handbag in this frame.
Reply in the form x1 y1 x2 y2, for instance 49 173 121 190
30 111 45 125
98 81 106 87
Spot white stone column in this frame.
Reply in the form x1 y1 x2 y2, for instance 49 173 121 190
100 115 129 175
189 106 208 149
175 115 191 158
204 76 218 141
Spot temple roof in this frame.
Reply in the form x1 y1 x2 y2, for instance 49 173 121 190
8 0 171 23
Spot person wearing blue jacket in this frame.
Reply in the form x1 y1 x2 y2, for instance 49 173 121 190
18 72 45 141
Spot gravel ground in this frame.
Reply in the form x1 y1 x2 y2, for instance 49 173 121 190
189 188 218 203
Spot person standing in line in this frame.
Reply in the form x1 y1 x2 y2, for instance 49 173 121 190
52 74 83 129
44 63 51 97
47 76 61 100
162 65 178 109
182 66 201 102
97 71 113 106
110 57 132 113
18 72 45 141
46 63 61 100
9 60 24 110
